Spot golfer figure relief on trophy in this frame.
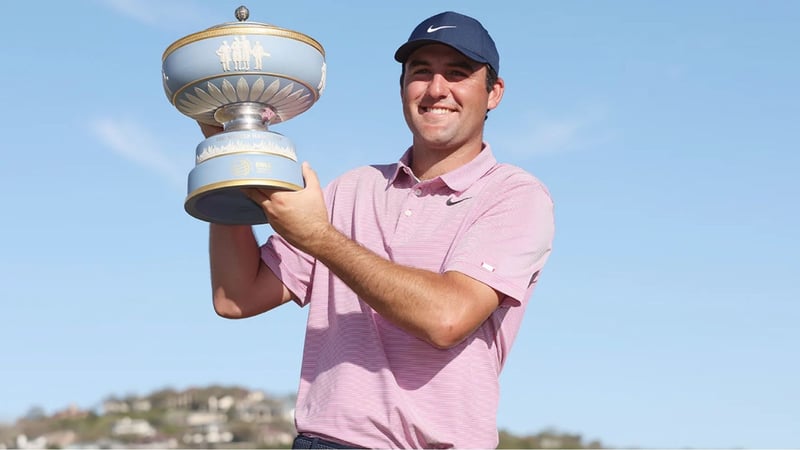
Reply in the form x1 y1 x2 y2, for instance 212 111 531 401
162 6 326 224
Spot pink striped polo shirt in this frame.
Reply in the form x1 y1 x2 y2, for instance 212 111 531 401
261 144 554 448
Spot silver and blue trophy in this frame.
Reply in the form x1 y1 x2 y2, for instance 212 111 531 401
162 6 326 224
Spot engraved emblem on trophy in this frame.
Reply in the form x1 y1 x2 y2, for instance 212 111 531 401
162 6 326 224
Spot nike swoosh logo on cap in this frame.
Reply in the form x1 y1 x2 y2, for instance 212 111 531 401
427 25 457 33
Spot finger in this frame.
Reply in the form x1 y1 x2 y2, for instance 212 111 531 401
198 121 224 138
301 162 321 190
242 188 268 204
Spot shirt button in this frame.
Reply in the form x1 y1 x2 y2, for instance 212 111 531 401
404 209 413 217
413 188 422 196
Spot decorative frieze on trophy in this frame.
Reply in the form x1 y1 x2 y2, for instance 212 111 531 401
162 6 326 224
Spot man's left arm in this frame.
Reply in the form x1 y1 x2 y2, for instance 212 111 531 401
245 163 551 349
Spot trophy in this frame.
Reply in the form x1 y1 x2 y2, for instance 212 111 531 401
162 6 326 224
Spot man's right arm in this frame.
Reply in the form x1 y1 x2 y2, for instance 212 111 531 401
199 122 293 318
209 223 294 318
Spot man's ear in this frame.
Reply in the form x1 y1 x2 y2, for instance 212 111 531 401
487 76 505 111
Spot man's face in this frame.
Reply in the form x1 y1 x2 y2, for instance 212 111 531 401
401 44 503 153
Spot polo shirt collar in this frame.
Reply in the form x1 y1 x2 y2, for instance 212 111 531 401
390 143 497 193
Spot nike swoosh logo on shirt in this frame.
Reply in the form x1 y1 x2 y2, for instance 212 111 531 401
427 25 457 33
445 196 472 206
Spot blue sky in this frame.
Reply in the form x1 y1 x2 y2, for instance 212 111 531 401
1 0 798 448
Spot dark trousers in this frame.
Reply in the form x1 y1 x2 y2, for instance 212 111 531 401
292 434 362 449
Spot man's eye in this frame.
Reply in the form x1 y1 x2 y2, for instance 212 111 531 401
446 70 470 80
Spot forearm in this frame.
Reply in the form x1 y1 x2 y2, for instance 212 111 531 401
311 225 497 348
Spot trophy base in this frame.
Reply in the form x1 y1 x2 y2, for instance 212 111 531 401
185 130 303 225
185 182 296 225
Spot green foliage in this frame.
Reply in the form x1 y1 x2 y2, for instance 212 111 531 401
498 427 604 449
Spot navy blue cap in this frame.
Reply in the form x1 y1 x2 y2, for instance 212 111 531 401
394 11 499 74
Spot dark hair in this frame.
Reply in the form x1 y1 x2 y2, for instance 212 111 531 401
484 66 498 93
400 64 498 120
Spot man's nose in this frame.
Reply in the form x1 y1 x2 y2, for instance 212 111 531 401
426 73 449 98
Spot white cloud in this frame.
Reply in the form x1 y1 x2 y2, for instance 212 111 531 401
100 0 158 26
98 0 211 29
88 117 186 190
527 118 585 154
499 106 614 158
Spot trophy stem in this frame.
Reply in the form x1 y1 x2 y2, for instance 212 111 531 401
214 102 275 132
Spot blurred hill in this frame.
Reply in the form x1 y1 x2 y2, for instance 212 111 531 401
0 384 604 449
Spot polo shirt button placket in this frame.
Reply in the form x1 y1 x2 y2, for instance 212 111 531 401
403 187 423 218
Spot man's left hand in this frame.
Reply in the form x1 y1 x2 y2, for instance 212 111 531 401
243 162 330 254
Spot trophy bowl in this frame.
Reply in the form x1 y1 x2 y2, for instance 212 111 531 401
162 6 326 224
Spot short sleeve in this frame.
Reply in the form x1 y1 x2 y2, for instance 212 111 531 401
445 174 554 306
261 233 315 307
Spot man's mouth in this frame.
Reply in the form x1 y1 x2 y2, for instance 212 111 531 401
421 106 454 115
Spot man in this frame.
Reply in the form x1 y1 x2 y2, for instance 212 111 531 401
206 11 555 449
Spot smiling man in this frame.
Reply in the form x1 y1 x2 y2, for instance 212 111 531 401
206 11 555 449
